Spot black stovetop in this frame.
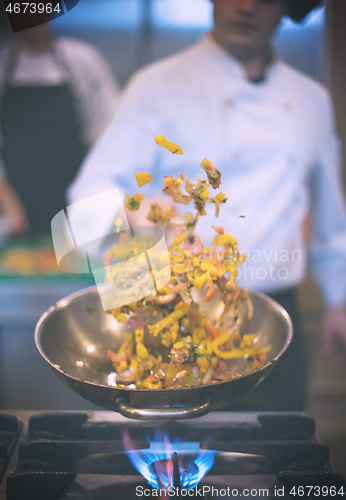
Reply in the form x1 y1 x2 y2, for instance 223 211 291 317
0 411 344 500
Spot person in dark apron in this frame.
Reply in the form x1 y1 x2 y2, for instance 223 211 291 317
0 36 87 233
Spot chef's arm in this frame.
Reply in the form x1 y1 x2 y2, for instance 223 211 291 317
309 92 346 357
0 176 30 235
67 66 164 226
77 45 122 146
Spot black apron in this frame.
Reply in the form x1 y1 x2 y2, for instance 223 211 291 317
222 288 307 411
0 43 87 232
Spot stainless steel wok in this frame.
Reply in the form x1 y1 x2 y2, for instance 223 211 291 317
35 286 292 420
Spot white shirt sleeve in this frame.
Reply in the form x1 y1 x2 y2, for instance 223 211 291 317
68 66 162 204
309 92 346 307
57 38 121 146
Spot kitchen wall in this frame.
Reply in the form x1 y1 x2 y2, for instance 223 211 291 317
46 0 325 86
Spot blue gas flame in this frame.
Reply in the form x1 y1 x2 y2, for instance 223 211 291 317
123 430 215 490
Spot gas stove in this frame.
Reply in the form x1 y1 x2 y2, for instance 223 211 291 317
0 411 344 500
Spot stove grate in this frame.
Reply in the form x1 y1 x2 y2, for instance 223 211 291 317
0 414 21 486
0 412 344 500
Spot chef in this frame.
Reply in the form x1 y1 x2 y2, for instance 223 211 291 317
0 6 120 233
68 0 346 410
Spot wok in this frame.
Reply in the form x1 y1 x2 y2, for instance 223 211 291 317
35 286 292 420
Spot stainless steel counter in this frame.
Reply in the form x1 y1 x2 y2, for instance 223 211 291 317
0 279 98 410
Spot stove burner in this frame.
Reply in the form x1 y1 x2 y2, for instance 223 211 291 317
123 431 215 491
0 412 344 500
149 452 199 491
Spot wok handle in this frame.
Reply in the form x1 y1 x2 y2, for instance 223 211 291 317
115 395 213 420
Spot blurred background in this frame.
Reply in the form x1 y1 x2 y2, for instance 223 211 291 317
0 0 345 477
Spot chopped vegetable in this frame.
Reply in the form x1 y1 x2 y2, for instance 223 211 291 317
215 192 228 204
212 226 224 234
124 193 145 211
200 158 222 189
135 172 153 188
86 303 94 313
155 135 183 155
105 139 271 389
204 277 215 303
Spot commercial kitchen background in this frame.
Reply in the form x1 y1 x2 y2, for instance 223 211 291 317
0 0 345 476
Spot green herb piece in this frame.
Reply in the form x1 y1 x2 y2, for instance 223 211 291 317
86 303 94 313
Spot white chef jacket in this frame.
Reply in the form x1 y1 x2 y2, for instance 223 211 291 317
0 36 120 177
68 34 346 307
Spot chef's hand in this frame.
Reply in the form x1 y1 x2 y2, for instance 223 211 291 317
322 308 346 363
6 209 30 236
0 180 30 236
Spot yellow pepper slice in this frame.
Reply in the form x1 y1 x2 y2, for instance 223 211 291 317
192 327 206 345
173 263 190 274
135 172 153 188
135 329 148 359
129 358 141 379
171 322 179 344
219 345 271 359
115 313 127 323
227 262 238 275
172 230 189 248
146 359 155 370
134 328 142 342
139 378 162 389
161 331 172 347
204 339 214 356
173 341 185 349
200 189 209 201
213 331 271 359
187 271 208 289
200 261 212 272
197 355 210 373
214 233 237 248
118 333 133 357
157 284 172 295
215 192 228 204
148 303 190 336
136 343 149 360
117 360 128 373
155 135 183 155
